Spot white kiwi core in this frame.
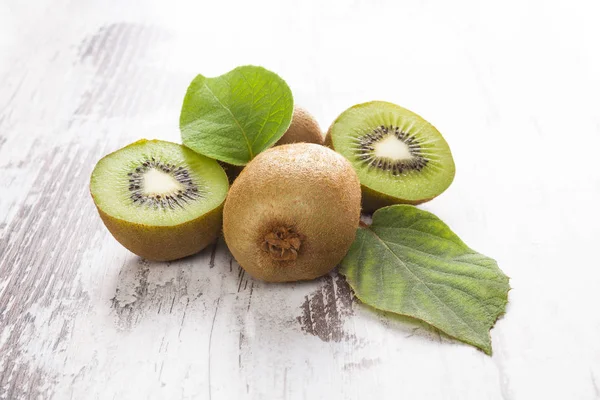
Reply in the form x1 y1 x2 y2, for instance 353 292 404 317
142 168 184 195
373 134 413 161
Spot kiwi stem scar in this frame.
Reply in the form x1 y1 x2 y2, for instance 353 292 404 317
261 226 305 261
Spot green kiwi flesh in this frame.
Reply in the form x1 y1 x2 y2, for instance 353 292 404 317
327 101 455 211
90 139 229 261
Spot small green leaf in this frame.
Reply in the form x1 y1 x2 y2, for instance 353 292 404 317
180 65 294 165
340 205 509 354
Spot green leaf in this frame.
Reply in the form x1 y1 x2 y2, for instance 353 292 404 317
339 205 509 354
180 65 294 165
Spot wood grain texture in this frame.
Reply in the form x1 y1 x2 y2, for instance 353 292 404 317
1 0 600 399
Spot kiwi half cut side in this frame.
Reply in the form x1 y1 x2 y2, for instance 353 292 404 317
326 101 455 212
90 139 229 261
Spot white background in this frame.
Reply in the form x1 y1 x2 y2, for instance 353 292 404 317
1 0 599 399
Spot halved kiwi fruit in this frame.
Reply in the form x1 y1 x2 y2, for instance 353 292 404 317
90 139 228 261
223 143 361 282
326 101 455 212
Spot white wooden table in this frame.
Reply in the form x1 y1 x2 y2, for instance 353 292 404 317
1 0 600 399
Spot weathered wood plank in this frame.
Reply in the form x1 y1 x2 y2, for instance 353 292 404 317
1 0 600 399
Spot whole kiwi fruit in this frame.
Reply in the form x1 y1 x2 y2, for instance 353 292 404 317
90 139 229 261
223 143 361 282
326 101 455 212
275 106 323 146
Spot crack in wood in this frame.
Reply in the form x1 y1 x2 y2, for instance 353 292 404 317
207 297 221 400
246 282 254 312
591 370 600 399
236 266 246 293
208 238 219 269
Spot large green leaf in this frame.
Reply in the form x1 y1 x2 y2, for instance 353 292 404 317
180 65 293 166
340 205 509 354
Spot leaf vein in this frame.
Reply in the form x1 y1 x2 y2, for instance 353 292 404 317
202 81 254 159
382 240 505 282
370 230 483 341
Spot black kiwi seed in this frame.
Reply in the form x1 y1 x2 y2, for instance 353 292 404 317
356 126 428 175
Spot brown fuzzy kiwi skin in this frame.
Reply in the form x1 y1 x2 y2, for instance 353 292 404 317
324 129 334 148
360 186 433 213
95 202 224 262
276 106 324 146
223 143 361 283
